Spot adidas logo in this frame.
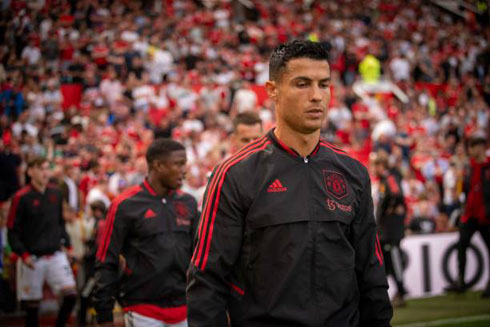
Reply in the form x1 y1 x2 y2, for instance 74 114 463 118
267 179 287 193
144 208 157 219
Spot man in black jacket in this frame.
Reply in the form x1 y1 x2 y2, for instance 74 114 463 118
7 157 77 327
374 152 407 307
94 138 198 327
187 40 392 327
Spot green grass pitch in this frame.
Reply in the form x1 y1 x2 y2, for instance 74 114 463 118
392 291 490 327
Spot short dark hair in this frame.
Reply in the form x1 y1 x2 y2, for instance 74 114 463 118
146 138 185 165
469 135 486 147
27 156 48 169
269 40 329 81
90 200 107 214
233 111 262 131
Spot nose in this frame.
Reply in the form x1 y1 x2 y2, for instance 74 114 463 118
310 85 322 102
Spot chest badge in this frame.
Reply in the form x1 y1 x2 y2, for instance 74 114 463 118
174 201 191 226
49 194 58 203
323 170 349 200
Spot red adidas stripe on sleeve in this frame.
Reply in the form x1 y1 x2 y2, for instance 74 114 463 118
7 186 31 229
96 186 142 262
375 233 383 266
192 136 268 264
192 137 270 270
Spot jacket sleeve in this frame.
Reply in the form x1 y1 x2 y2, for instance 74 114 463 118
186 168 244 327
7 192 28 257
351 173 393 327
93 201 130 324
59 195 72 249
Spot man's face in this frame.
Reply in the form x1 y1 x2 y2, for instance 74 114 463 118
155 150 187 190
374 162 385 178
232 123 262 152
28 162 51 187
469 143 485 159
267 58 331 134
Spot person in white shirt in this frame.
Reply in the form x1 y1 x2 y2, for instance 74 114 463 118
389 53 411 82
21 40 41 66
232 81 257 114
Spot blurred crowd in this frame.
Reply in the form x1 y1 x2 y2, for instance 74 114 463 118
0 0 489 270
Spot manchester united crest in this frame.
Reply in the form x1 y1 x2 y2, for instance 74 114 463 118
323 170 349 200
174 201 191 226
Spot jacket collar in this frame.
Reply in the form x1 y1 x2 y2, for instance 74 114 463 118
267 129 320 158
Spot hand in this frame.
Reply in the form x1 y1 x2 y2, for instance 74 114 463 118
23 255 35 269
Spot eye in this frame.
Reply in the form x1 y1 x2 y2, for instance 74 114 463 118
320 83 330 89
296 82 308 88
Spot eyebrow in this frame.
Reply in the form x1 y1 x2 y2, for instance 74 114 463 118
292 76 331 82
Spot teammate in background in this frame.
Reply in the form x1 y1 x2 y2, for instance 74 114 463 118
230 112 263 154
78 200 107 327
187 40 392 327
445 135 490 298
94 138 198 327
7 157 77 327
373 152 408 307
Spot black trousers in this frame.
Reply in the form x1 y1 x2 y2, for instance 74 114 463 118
381 240 406 296
457 218 490 284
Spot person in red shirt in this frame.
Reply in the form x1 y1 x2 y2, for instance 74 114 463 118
445 135 490 298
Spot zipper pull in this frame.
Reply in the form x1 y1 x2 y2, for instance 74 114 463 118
303 157 309 163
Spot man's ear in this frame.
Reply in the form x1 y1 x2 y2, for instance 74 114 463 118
265 80 277 101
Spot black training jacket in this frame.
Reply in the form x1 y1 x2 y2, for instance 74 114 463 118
187 130 392 327
7 184 71 257
94 181 198 323
376 170 406 243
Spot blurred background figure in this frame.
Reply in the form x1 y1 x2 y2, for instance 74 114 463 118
374 151 408 307
445 135 490 298
78 200 107 327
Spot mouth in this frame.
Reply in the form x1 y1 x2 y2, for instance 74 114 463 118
305 108 324 118
306 107 324 113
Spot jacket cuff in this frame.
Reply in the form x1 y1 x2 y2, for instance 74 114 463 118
96 310 114 324
21 252 30 261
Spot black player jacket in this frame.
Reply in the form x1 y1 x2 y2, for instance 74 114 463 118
376 171 406 243
94 181 198 323
187 130 392 327
7 184 71 258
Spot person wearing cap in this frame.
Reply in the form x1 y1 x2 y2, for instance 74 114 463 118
445 135 490 298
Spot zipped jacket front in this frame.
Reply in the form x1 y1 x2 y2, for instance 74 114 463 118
187 130 392 327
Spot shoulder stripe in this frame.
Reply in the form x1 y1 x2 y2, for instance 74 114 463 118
7 186 31 229
192 136 268 266
375 233 384 266
200 139 271 270
319 141 354 158
96 185 142 262
192 137 270 270
192 136 267 263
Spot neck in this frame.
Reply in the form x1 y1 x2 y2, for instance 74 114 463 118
147 172 169 197
31 180 47 193
274 124 320 157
